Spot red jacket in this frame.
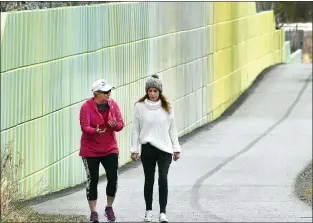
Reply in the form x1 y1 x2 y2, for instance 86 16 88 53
79 98 124 157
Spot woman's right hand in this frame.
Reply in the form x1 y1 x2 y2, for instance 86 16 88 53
96 125 106 135
130 153 140 161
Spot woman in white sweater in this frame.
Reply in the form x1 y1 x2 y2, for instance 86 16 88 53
130 74 181 223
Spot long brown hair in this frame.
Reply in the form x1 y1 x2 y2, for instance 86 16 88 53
137 93 171 113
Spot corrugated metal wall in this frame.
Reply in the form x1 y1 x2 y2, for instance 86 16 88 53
0 2 285 199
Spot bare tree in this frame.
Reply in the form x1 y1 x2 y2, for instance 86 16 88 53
257 2 312 29
256 2 273 12
0 1 109 12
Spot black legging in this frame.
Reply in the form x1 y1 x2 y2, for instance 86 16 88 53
82 153 118 200
141 143 172 214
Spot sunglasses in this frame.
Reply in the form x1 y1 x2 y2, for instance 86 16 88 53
98 89 111 94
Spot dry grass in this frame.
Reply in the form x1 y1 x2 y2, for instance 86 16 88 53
304 187 312 202
295 160 312 207
2 201 87 222
1 141 87 222
302 164 312 206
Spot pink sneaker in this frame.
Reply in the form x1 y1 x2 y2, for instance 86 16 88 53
90 211 99 222
105 206 116 222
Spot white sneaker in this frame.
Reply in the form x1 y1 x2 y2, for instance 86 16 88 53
144 210 153 222
159 213 168 223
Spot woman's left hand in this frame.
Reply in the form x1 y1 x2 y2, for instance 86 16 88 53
173 152 180 161
108 120 117 127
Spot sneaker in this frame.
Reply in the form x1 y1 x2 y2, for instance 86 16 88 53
159 213 168 223
144 210 153 222
105 206 116 222
90 211 99 222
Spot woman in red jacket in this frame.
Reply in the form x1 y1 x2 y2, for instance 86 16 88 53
79 79 124 222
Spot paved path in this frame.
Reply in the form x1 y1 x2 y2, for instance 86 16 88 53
33 63 312 222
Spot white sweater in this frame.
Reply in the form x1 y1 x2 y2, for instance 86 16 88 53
130 99 181 154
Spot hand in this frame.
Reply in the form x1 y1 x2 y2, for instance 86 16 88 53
96 125 106 135
130 153 140 161
173 152 180 161
108 120 117 128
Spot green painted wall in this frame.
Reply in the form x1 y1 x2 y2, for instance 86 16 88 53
1 2 285 199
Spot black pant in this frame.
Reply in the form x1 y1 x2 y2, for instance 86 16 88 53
82 153 118 200
141 143 172 214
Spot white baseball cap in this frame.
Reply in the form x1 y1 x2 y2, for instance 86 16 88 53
91 79 114 92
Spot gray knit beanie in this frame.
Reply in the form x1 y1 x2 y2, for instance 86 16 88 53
145 74 163 93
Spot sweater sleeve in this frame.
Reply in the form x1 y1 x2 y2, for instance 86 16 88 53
80 103 97 135
169 108 181 153
130 103 140 154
